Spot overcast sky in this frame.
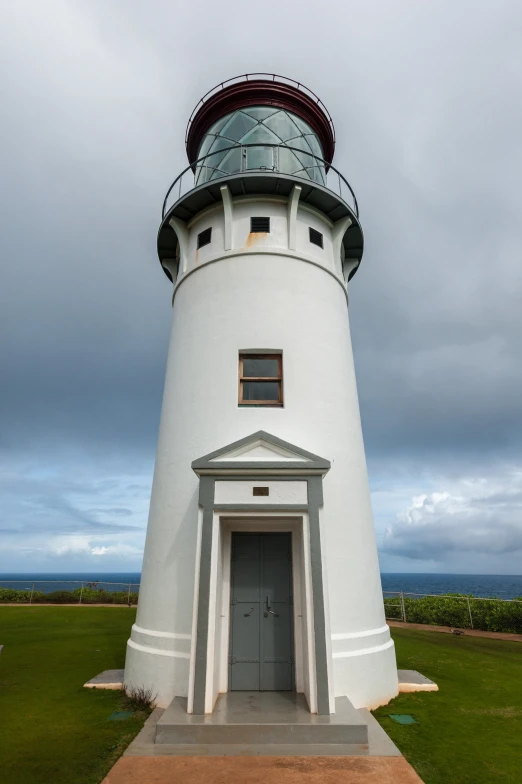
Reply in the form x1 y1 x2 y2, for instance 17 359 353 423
1 0 522 575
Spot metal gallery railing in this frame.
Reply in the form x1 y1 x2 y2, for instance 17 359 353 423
162 144 359 219
185 73 336 148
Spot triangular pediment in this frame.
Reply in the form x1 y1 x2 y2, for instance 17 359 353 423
192 430 330 476
209 438 311 463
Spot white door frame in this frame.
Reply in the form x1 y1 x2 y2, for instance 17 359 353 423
190 431 333 716
209 514 318 713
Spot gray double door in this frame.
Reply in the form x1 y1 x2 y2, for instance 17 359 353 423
229 532 294 691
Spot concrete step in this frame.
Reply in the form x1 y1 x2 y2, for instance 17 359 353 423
155 692 369 747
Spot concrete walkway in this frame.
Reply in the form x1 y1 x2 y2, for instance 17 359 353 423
101 755 424 783
388 620 522 642
100 700 425 783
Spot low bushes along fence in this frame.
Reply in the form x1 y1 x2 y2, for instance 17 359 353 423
2 581 522 634
0 583 139 605
384 592 522 635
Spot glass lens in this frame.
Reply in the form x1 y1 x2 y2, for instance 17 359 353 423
243 358 279 377
242 381 280 401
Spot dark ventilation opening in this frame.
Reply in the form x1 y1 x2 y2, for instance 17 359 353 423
309 227 323 248
250 217 270 233
197 227 212 248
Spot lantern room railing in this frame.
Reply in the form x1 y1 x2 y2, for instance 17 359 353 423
162 144 359 220
185 73 336 150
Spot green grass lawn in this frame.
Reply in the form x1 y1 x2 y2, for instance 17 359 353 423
0 607 142 784
374 626 522 784
0 609 521 784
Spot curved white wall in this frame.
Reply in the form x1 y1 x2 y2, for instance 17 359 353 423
125 196 398 709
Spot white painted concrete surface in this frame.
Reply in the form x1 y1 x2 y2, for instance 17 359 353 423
214 480 308 505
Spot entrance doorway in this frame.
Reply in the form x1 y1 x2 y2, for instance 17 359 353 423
229 532 294 691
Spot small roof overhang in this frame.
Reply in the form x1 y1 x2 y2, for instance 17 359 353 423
192 430 330 477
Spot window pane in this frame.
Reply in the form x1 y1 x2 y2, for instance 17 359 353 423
247 146 274 170
305 133 324 159
241 124 281 145
243 358 279 377
241 106 280 121
289 114 315 135
263 110 302 142
277 147 308 178
220 111 257 142
217 146 242 174
207 114 231 135
243 381 280 401
198 133 216 158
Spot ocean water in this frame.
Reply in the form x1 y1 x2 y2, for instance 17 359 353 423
1 572 522 599
0 573 141 593
381 573 522 600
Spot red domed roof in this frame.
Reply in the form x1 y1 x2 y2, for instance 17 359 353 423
185 74 335 165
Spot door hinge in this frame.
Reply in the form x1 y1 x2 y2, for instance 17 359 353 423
229 655 237 666
230 597 238 605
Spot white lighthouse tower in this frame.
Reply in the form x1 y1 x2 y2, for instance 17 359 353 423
124 74 398 716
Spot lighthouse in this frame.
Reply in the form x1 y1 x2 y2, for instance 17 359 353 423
124 74 398 716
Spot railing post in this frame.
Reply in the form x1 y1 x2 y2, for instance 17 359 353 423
29 583 34 604
79 583 84 605
400 591 406 623
127 583 131 607
467 597 474 629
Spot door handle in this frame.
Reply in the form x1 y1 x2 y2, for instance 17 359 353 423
243 607 254 617
266 594 279 617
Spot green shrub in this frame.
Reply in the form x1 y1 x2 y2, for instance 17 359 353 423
0 585 139 605
40 590 76 604
384 593 522 634
0 587 45 603
70 587 138 605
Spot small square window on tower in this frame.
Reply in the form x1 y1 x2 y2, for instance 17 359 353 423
197 227 212 248
239 353 282 406
250 217 270 233
309 227 323 248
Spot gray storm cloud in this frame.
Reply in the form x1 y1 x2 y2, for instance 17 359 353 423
1 0 522 571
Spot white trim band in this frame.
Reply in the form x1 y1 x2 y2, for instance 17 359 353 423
127 639 191 659
331 624 389 641
132 624 191 641
332 639 395 659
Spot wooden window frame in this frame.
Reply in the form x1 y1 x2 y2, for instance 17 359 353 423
238 353 283 407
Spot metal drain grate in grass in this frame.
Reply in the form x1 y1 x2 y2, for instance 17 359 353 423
389 714 418 725
108 711 134 721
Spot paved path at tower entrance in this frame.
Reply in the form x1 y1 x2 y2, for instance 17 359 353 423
229 532 294 691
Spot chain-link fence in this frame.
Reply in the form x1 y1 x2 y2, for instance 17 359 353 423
2 581 522 633
0 580 140 605
384 591 522 634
